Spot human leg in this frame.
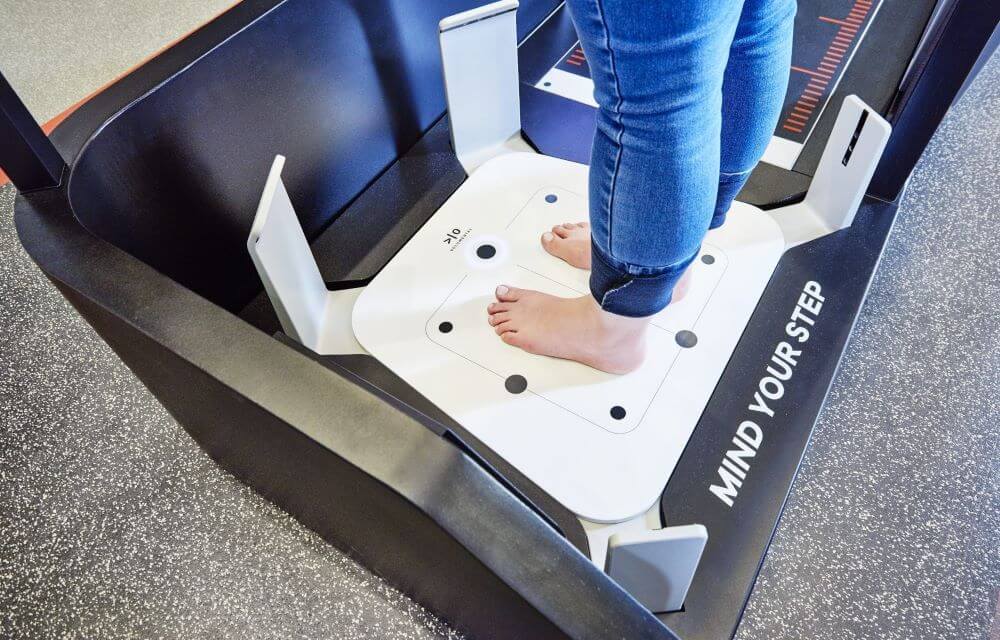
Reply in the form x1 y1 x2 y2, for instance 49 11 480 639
489 0 745 371
711 0 796 229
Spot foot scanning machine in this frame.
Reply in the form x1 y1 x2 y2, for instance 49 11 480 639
8 0 999 638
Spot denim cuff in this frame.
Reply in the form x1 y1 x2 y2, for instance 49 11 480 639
713 170 752 230
589 243 697 318
709 211 728 230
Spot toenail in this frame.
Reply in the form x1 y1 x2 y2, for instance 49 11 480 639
543 232 554 242
497 285 509 296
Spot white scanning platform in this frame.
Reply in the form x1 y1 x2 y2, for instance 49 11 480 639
253 89 888 524
352 152 785 523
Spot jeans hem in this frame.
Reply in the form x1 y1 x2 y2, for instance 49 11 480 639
589 243 697 318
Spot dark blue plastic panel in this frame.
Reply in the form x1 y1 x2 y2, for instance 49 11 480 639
68 0 560 311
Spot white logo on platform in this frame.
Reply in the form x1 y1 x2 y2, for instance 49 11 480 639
443 227 471 251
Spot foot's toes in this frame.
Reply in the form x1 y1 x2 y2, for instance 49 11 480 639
541 232 572 262
551 225 571 239
494 320 516 335
495 285 522 302
488 311 510 327
487 302 512 315
501 330 540 353
500 330 525 347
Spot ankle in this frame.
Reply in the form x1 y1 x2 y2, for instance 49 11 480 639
586 297 649 340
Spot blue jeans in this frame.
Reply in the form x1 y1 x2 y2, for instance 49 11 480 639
566 0 795 317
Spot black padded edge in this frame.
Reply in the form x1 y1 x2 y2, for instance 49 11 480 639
869 0 1000 200
276 335 593 557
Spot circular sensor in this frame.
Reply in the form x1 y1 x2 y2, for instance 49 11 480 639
675 330 698 348
464 235 508 270
701 254 715 265
610 406 626 420
438 321 453 334
505 375 528 394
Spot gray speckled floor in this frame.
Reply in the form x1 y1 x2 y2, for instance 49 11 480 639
1 5 998 639
0 185 461 639
735 52 1000 640
0 0 237 122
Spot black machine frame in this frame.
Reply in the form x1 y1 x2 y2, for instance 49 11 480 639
6 1 999 638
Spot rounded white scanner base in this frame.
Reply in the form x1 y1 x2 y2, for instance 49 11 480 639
352 153 784 523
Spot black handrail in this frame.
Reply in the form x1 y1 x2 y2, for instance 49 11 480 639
0 71 66 192
870 0 1000 201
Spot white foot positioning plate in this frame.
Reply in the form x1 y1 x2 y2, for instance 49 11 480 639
352 153 784 523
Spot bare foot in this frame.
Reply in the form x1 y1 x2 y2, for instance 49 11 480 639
541 222 591 270
540 221 694 303
487 285 648 374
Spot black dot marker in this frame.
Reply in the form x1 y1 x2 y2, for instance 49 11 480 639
610 406 626 420
701 254 715 265
477 244 497 259
545 194 558 203
505 375 528 394
675 330 698 348
438 322 453 333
